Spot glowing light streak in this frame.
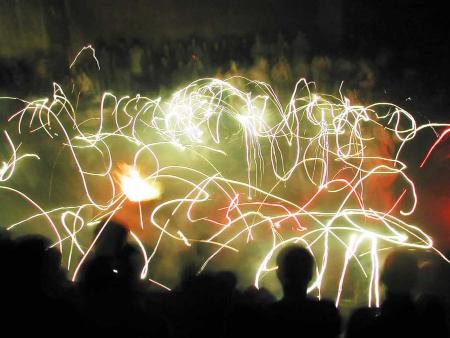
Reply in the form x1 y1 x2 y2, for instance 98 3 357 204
419 127 450 168
69 44 100 70
1 74 448 301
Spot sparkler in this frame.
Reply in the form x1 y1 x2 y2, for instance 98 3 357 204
0 73 448 307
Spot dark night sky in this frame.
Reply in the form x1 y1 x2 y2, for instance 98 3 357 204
343 0 450 76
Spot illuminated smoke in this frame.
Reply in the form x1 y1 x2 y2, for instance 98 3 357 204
0 73 448 307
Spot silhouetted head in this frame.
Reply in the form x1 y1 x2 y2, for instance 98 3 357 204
276 245 314 297
381 250 418 295
216 271 237 294
93 220 128 258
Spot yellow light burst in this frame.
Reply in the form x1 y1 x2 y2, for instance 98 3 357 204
117 165 161 202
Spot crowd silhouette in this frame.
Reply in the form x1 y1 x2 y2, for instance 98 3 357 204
0 32 415 106
1 221 448 338
2 31 446 123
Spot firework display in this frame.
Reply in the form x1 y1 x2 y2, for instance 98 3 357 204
1 73 448 306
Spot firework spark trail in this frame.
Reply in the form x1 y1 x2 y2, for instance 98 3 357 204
69 44 101 70
0 76 449 306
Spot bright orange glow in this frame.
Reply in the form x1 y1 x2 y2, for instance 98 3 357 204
117 165 161 202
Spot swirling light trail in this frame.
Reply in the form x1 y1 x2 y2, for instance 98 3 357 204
0 74 448 307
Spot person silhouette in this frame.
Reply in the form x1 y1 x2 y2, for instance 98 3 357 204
371 250 424 338
270 245 341 338
416 259 449 338
348 249 425 338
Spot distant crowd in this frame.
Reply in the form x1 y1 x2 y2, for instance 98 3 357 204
0 221 449 338
1 32 395 104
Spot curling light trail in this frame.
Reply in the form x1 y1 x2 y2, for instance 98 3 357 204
0 75 449 307
69 44 101 70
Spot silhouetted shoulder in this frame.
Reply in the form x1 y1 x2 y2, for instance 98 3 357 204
346 307 378 338
270 298 341 338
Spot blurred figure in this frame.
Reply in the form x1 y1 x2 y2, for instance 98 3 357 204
273 32 289 61
97 40 112 89
311 56 332 90
112 38 131 93
348 250 424 338
32 52 52 95
271 56 292 93
374 250 424 337
247 57 270 82
415 259 449 338
270 245 341 338
251 35 267 62
73 66 95 98
382 249 418 294
292 30 310 60
129 39 145 92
